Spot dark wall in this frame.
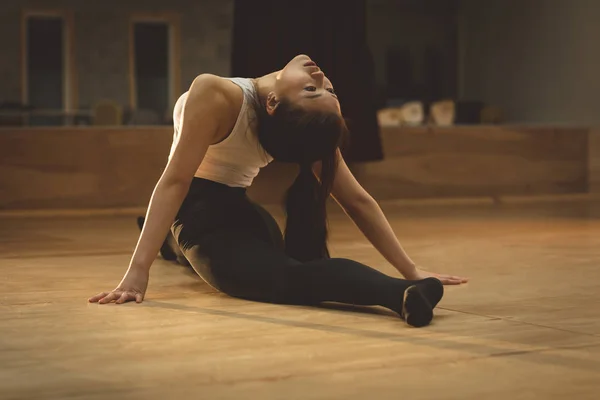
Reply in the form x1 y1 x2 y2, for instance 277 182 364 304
0 0 233 112
460 0 600 124
366 0 460 102
232 0 382 162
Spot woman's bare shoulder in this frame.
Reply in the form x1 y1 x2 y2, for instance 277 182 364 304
184 74 244 140
190 74 243 102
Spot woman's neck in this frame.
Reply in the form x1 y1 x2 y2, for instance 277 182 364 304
253 71 280 102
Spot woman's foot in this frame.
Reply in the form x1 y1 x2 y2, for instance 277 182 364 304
400 278 444 328
419 277 444 308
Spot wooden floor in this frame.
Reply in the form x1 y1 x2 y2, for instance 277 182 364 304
2 199 600 399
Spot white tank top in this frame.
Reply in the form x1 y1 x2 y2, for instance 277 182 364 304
170 77 273 187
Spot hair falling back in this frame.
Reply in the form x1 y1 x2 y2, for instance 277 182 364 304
251 91 348 262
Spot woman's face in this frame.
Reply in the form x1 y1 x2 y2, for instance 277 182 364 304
271 54 341 115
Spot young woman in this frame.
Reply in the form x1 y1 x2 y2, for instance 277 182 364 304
89 54 468 327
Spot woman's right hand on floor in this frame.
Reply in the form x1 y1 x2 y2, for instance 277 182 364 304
88 267 149 304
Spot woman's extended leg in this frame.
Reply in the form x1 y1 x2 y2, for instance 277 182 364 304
172 185 443 327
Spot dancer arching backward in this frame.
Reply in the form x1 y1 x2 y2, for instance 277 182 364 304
89 54 468 327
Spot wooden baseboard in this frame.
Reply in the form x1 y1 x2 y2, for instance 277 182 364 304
378 193 600 208
0 207 147 219
2 193 599 219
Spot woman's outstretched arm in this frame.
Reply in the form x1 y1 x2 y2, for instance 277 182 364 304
318 150 468 285
89 75 235 304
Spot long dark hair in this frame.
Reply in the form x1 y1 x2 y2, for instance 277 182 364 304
251 92 348 262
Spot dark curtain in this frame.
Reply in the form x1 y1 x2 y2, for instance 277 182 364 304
232 0 383 162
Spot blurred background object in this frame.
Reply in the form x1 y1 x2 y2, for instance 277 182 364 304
428 100 455 126
377 102 425 126
92 100 123 126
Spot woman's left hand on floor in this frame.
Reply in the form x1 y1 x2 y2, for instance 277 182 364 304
405 269 469 285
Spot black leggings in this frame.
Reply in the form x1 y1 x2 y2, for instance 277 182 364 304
170 178 441 317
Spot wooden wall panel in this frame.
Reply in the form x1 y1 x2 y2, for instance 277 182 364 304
0 127 172 209
0 125 592 211
353 126 589 200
